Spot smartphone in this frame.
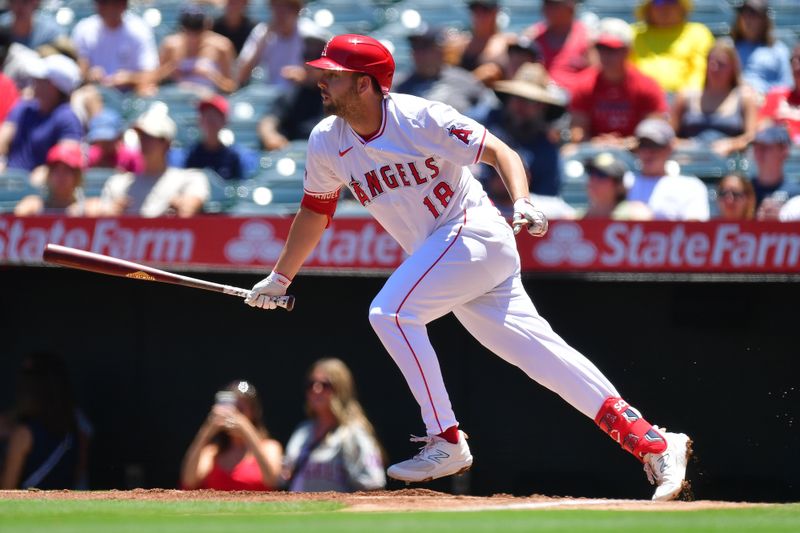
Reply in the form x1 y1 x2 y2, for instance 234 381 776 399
214 391 236 407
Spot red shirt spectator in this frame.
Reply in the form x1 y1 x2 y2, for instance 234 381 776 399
759 88 800 144
570 64 667 138
526 19 590 93
0 72 19 124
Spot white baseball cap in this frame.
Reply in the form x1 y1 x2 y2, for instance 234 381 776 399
29 54 81 95
595 18 633 49
133 102 177 141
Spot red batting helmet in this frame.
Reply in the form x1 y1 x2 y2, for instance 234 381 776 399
306 34 395 94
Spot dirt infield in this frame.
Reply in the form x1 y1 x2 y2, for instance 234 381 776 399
0 488 763 512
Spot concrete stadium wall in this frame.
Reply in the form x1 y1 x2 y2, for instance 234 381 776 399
1 267 797 501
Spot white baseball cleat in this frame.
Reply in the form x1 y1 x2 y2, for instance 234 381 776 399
387 430 473 483
643 428 693 501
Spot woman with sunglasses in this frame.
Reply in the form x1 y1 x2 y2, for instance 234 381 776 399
715 173 756 220
180 380 283 490
282 358 385 492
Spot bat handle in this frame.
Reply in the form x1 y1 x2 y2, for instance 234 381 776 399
223 286 295 312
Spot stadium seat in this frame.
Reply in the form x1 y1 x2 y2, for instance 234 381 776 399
770 0 800 36
227 118 262 151
385 0 471 33
499 0 543 33
306 0 385 34
228 84 284 121
581 0 638 23
82 167 117 198
0 168 39 213
671 147 736 182
203 169 239 214
690 0 733 36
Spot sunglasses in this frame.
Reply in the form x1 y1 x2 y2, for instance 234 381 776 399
719 189 746 201
306 379 333 392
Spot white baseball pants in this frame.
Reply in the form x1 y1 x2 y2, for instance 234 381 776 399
368 206 620 435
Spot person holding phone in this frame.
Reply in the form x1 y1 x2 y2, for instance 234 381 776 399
180 380 283 490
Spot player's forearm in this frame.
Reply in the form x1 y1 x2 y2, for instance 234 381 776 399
273 207 329 279
481 133 529 202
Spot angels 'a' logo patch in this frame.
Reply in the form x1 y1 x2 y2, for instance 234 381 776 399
448 125 472 145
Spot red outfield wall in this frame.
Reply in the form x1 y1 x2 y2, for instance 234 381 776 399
2 215 800 274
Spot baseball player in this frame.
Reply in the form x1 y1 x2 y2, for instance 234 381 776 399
246 34 692 501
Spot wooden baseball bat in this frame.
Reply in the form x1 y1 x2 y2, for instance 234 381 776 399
42 243 294 311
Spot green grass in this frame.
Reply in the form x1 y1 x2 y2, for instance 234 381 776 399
0 499 798 533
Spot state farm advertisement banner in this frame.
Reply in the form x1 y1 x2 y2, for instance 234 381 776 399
1 215 800 273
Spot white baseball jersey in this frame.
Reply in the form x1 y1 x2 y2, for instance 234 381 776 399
305 92 620 437
304 94 493 254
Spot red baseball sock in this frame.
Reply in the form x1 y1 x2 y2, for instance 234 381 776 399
595 397 667 462
437 425 460 444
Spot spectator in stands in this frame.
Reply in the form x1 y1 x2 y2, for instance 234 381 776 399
522 0 591 95
715 173 756 220
71 0 159 94
451 0 512 86
758 44 800 144
184 95 244 180
0 54 82 172
626 118 710 220
582 152 653 220
671 38 758 157
154 4 238 94
778 195 800 221
14 142 102 216
237 0 321 89
731 0 792 96
86 109 143 173
98 104 210 217
0 0 64 50
258 35 326 151
749 124 800 219
568 18 668 148
506 36 542 80
213 0 256 56
180 380 283 491
630 0 715 93
282 358 385 492
0 27 20 125
0 352 88 490
395 25 490 115
478 62 567 198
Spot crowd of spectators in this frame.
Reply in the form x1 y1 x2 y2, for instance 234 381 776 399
0 0 798 221
1 353 383 492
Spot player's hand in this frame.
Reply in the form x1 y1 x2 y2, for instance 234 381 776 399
512 198 548 237
245 271 291 310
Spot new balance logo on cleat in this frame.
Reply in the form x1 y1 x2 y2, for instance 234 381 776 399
387 430 473 483
425 449 450 464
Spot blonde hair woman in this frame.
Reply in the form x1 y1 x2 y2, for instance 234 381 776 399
282 358 386 492
671 38 758 156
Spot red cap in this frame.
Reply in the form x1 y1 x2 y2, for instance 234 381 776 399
198 94 229 118
306 34 395 94
46 142 85 170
